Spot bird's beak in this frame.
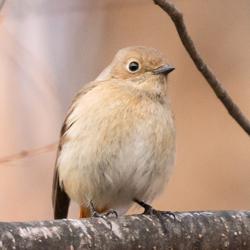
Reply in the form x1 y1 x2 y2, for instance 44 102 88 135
153 65 175 75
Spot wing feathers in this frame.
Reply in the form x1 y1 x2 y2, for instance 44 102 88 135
52 81 101 219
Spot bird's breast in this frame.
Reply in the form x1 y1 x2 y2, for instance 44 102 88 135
58 83 175 207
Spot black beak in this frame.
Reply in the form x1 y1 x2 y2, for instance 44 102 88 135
153 65 175 75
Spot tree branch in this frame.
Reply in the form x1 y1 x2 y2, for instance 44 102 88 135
154 0 250 136
0 211 250 249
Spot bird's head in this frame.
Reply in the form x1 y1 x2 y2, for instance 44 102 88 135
96 46 175 96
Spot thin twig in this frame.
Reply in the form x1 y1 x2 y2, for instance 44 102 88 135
0 143 57 165
154 0 250 135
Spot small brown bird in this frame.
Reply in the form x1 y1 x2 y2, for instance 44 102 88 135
52 46 175 219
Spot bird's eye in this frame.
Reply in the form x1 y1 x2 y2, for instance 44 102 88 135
127 61 140 73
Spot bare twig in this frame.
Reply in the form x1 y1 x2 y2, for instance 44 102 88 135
154 0 250 135
0 143 57 165
0 211 249 249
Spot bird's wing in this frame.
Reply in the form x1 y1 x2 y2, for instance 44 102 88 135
52 81 100 219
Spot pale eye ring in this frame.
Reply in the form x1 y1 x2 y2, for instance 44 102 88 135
127 60 141 73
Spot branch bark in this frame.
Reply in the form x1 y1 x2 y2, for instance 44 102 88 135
154 0 250 136
0 211 250 249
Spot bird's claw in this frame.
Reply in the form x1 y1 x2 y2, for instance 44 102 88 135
143 205 175 219
134 199 175 219
90 202 118 219
92 210 118 218
104 209 118 218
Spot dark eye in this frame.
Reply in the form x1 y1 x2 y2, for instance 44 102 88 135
127 61 140 73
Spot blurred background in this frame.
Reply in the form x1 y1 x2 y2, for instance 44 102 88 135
0 0 249 222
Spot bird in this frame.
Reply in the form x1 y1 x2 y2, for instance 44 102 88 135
52 46 176 219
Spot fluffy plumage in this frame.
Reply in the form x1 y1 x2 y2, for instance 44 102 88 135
52 46 175 219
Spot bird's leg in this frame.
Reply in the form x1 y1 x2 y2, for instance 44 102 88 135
134 199 154 214
90 201 118 218
90 201 102 217
133 198 175 218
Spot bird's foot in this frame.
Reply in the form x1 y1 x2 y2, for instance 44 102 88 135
134 199 175 219
104 209 118 218
91 210 103 218
90 202 118 218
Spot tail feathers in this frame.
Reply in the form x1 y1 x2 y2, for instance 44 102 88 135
52 166 70 219
53 186 70 219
